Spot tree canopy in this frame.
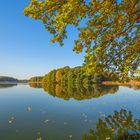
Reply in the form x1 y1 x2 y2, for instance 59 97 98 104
24 0 140 80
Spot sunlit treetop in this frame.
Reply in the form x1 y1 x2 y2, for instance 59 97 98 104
24 0 140 80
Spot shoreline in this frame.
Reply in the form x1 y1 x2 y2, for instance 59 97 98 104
102 81 140 86
28 81 140 86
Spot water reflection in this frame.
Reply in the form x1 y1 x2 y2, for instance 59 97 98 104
127 85 140 90
42 83 119 100
83 109 140 140
0 84 140 140
29 82 140 101
29 82 42 88
0 84 17 89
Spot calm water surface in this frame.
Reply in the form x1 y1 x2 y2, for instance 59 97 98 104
0 84 140 140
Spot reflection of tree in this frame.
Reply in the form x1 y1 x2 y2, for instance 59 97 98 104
133 85 140 90
83 109 140 140
0 84 17 89
41 83 119 101
129 85 140 90
29 83 42 88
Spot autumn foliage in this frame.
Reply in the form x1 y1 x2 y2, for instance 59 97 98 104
24 0 140 80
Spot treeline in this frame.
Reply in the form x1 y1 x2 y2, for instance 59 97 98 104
29 66 140 84
131 76 140 81
29 66 111 85
0 76 29 84
29 76 43 83
0 76 18 83
29 66 111 84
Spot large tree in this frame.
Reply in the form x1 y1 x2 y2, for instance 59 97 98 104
24 0 140 80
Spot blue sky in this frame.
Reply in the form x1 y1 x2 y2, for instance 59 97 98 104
0 0 84 79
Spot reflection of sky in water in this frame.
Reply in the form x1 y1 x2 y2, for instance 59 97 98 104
0 85 140 140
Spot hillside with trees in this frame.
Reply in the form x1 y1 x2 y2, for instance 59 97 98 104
0 76 18 84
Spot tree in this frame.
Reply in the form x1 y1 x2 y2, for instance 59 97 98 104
55 66 70 83
135 69 140 75
24 0 140 80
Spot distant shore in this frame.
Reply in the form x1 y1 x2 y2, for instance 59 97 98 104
102 80 140 85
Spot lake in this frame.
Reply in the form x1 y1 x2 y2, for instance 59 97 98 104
0 84 140 140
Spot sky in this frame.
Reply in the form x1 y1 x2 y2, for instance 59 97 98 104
0 0 84 79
